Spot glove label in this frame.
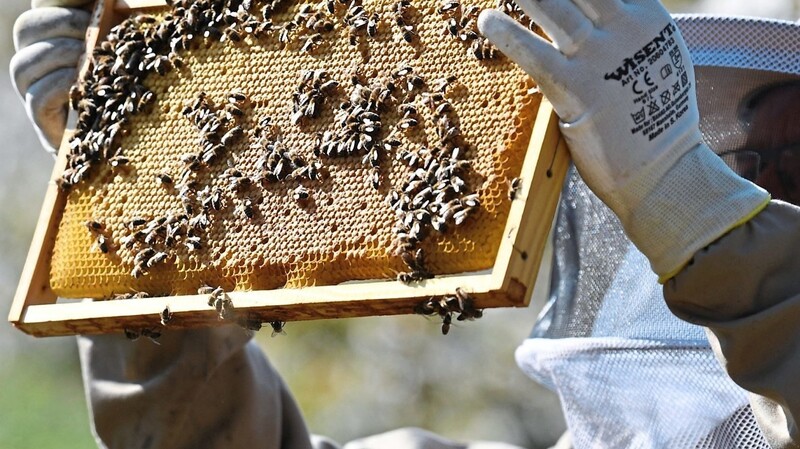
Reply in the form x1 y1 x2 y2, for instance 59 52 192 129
604 23 678 84
604 23 692 142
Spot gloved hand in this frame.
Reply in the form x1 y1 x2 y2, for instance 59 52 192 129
10 1 93 154
478 0 770 279
78 326 317 449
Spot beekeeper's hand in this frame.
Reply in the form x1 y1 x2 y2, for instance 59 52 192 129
10 1 93 154
78 326 317 449
479 0 769 279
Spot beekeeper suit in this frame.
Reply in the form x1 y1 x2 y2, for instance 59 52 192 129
506 11 800 449
10 0 800 448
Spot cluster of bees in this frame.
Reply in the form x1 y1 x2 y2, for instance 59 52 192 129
201 285 237 320
121 214 201 278
495 0 538 31
252 116 325 190
438 0 496 60
292 69 340 125
181 90 245 170
109 292 172 342
387 75 482 281
414 288 483 335
390 0 416 44
198 284 287 336
265 0 419 54
181 92 257 220
63 31 162 188
85 211 205 283
109 291 165 341
313 65 423 192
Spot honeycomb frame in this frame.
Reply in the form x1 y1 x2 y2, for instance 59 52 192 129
10 0 569 337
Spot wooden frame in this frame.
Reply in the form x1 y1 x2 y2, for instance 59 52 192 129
9 0 570 337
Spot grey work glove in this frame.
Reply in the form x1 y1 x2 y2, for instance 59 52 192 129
10 1 93 154
78 326 317 449
478 0 769 279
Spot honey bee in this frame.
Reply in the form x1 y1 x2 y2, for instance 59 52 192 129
278 23 295 47
463 5 481 18
224 26 242 42
407 75 425 90
398 102 417 117
367 13 379 37
228 89 247 104
133 248 153 266
123 329 140 340
320 80 340 94
198 284 216 295
85 220 104 232
402 27 415 43
441 312 452 335
437 1 460 15
508 177 522 200
152 55 172 76
96 235 110 254
397 272 414 283
141 328 162 344
185 235 202 251
155 173 173 185
69 84 81 110
220 126 243 146
362 148 380 168
242 198 255 219
370 168 381 189
392 0 413 27
471 37 497 60
147 251 168 268
453 208 470 226
454 287 471 310
392 66 413 78
435 102 452 115
398 117 418 130
160 305 173 326
397 247 433 282
218 297 236 321
301 33 323 53
431 215 448 233
413 297 438 315
108 155 129 167
293 185 310 201
462 192 480 208
454 287 483 320
269 320 287 337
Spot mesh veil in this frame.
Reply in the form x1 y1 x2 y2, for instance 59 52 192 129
516 15 800 449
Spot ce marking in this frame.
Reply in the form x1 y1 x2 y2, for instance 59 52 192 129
632 72 655 95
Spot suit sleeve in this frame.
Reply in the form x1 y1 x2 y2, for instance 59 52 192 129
663 200 800 449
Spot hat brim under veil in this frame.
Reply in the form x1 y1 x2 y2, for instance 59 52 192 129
516 15 800 449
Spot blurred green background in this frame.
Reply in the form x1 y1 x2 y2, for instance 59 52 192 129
1 1 797 448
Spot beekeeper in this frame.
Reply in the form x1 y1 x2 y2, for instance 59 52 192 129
10 0 800 448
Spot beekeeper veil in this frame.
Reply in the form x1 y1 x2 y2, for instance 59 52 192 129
515 16 800 449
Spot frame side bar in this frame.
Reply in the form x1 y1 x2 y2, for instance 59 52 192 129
9 0 122 325
492 99 569 304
